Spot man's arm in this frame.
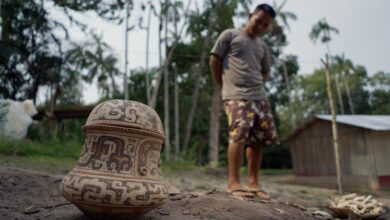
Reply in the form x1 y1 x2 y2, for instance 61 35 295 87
209 54 223 90
261 43 271 82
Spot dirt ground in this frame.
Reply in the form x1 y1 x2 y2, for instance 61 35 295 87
0 159 389 220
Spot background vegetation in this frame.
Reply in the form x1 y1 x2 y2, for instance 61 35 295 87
1 0 389 169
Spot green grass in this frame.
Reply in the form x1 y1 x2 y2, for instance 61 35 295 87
0 154 77 173
0 138 292 176
0 137 82 159
162 160 198 173
0 137 81 173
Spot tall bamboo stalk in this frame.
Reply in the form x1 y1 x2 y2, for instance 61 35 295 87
322 55 343 194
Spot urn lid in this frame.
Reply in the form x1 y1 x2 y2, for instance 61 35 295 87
85 100 164 137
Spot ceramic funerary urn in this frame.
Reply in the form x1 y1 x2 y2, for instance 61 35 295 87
60 100 168 219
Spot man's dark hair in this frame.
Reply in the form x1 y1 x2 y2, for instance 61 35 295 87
254 4 276 18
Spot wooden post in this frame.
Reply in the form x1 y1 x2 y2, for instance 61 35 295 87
322 55 343 194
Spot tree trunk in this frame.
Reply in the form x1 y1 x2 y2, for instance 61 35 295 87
124 1 130 100
208 87 221 165
322 55 343 194
174 65 180 158
182 12 217 153
109 72 117 97
47 83 60 118
148 0 192 109
281 60 296 130
335 73 344 114
343 71 355 114
173 0 180 159
145 4 152 102
1 0 10 41
163 0 171 160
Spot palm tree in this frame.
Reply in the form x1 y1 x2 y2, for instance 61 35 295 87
172 0 182 159
67 34 120 98
163 0 172 160
273 0 297 130
334 55 355 114
309 18 339 53
273 0 297 31
144 2 154 102
310 18 345 114
124 0 131 100
182 1 219 153
310 19 343 194
148 0 192 108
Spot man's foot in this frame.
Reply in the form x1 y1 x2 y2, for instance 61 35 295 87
226 188 254 198
246 187 270 199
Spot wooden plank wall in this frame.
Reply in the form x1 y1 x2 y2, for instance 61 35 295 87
290 120 376 177
290 120 334 175
367 131 390 176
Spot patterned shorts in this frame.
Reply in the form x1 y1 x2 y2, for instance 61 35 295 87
223 99 279 146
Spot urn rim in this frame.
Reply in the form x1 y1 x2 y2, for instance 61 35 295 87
82 124 165 140
85 99 164 136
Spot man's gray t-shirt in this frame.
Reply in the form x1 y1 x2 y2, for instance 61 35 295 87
211 28 270 101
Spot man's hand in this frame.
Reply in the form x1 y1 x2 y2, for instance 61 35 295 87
209 54 223 91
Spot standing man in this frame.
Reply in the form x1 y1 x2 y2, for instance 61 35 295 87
209 4 279 198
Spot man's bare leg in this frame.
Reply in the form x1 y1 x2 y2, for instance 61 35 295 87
246 145 269 198
227 142 253 197
228 142 244 189
246 144 262 189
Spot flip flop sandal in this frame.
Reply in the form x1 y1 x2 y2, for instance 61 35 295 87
226 188 254 198
248 189 271 199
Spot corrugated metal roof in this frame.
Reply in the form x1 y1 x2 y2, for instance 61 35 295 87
316 115 390 131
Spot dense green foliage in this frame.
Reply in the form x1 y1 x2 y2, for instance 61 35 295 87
0 118 84 158
0 0 127 103
1 1 390 169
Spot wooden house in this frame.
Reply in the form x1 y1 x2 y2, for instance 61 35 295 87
288 115 390 190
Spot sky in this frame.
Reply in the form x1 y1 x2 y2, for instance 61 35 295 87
55 0 390 104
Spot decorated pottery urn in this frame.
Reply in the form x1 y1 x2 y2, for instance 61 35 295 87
60 100 168 219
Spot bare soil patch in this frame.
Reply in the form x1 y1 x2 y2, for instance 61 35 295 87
0 160 389 219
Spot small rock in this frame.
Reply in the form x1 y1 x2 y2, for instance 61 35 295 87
312 210 333 219
167 185 181 195
156 210 169 216
307 207 320 212
205 188 217 195
23 205 40 214
292 203 307 211
274 208 284 214
182 210 191 215
256 199 270 204
9 178 17 186
170 194 184 201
